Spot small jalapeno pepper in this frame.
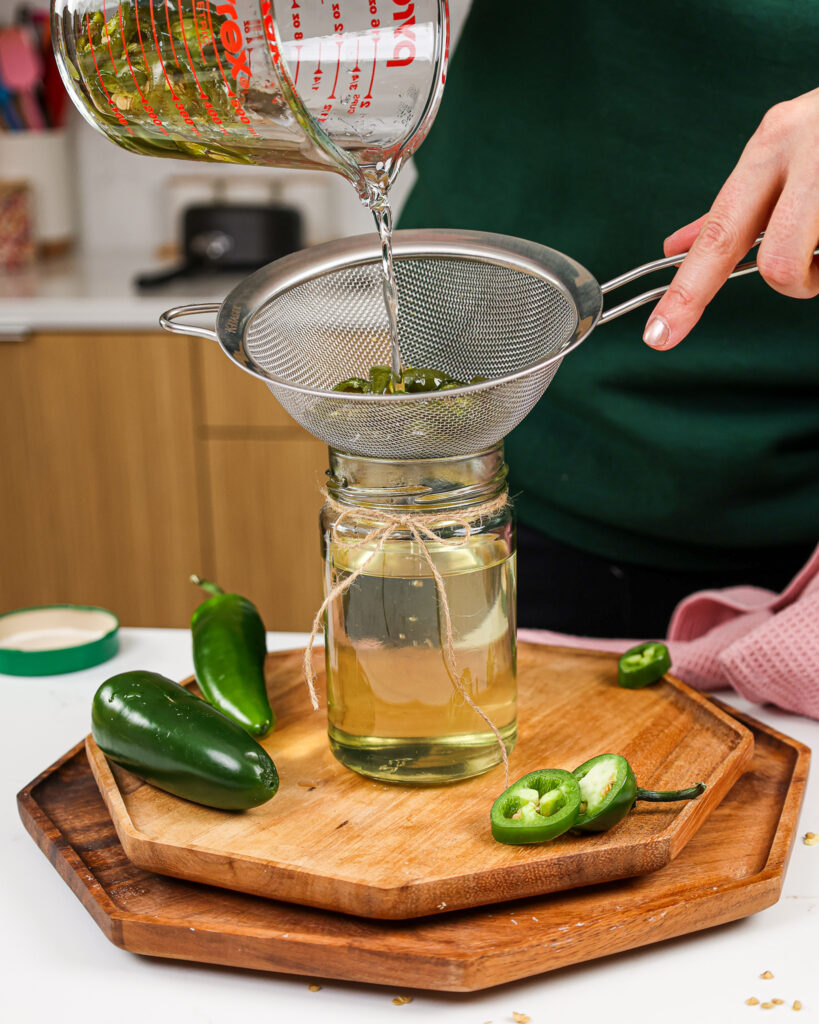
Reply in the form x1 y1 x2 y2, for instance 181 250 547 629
490 769 582 845
190 575 275 737
573 753 706 832
617 641 672 689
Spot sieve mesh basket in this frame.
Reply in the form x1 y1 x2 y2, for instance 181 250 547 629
161 230 601 459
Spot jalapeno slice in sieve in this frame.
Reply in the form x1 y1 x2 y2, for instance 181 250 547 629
573 753 706 832
491 769 582 845
617 641 671 689
332 377 370 393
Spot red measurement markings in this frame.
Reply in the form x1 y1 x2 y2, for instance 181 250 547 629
191 1 211 64
84 13 133 132
164 1 181 67
149 0 201 135
327 40 342 99
293 46 301 86
177 6 229 135
133 0 155 82
101 0 120 75
312 42 322 91
347 40 361 113
117 2 169 134
364 35 378 103
290 0 303 41
203 1 260 136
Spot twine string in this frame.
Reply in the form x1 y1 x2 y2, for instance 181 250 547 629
303 492 511 787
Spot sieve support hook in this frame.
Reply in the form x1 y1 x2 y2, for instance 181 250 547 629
159 303 220 342
597 233 818 324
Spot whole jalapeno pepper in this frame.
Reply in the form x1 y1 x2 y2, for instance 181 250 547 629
190 575 275 738
92 670 279 810
490 769 582 845
573 753 705 832
617 641 672 689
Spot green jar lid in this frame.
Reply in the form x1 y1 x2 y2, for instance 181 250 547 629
0 605 119 676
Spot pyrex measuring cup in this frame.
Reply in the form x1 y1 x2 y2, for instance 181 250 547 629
52 0 449 200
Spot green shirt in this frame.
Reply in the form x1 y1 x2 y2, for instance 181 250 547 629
399 0 818 570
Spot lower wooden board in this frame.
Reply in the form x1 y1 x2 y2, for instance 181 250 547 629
84 644 753 919
17 702 808 991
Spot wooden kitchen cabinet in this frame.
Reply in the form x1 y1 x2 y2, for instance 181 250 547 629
0 332 203 626
194 339 328 630
205 438 327 632
0 329 329 631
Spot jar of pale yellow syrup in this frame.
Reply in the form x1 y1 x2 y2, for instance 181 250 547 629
319 444 517 785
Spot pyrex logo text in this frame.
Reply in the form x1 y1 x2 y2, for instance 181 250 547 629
216 1 252 90
387 0 416 68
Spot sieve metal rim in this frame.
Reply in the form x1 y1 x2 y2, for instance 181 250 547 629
210 229 603 400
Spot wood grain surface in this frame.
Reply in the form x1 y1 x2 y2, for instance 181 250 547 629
17 701 808 992
0 331 203 626
85 644 753 918
203 437 327 632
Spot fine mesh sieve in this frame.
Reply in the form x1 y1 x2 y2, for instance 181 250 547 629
161 228 784 459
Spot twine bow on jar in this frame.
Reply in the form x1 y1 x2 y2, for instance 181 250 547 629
303 490 512 786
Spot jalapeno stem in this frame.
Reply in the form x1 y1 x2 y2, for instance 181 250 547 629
635 782 706 802
190 574 224 598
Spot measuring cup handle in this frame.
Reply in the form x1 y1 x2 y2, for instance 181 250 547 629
159 304 220 342
597 233 812 325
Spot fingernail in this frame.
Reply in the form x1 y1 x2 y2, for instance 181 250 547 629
643 316 670 349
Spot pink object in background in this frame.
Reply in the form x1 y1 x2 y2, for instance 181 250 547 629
0 26 46 130
519 543 819 721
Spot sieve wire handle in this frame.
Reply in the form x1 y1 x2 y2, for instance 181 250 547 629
159 304 220 342
598 233 819 324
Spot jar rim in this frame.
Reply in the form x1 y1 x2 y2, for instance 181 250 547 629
326 443 508 511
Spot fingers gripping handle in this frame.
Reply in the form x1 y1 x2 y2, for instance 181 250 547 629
598 233 818 325
159 304 221 342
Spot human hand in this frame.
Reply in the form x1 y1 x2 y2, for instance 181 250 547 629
643 87 819 350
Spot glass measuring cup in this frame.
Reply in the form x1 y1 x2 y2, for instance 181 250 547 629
51 0 449 201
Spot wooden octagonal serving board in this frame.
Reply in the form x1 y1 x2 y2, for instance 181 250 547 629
83 644 753 919
17 703 807 991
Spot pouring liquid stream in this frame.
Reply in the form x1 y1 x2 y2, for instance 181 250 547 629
367 185 403 379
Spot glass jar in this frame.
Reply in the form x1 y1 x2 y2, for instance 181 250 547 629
320 444 517 785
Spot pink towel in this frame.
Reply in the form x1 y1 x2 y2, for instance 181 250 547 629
519 543 819 720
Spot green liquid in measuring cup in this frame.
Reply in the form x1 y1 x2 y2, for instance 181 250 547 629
67 6 323 168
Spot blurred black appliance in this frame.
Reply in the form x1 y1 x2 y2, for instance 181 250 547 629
135 202 302 290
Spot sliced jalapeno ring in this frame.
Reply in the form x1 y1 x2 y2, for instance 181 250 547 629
573 753 706 833
491 769 581 845
617 641 672 689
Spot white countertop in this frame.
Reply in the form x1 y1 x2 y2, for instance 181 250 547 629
2 628 817 1024
0 252 238 332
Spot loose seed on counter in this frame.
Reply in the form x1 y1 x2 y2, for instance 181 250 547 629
761 971 775 980
746 998 760 1005
512 1014 531 1024
308 984 321 992
392 995 413 1006
773 1000 784 1006
792 1002 802 1012
803 832 818 846
761 1004 774 1010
